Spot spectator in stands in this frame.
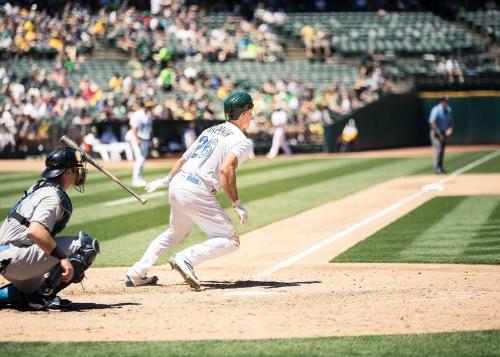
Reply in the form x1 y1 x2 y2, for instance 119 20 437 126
314 27 332 62
300 24 315 60
108 73 123 92
159 64 174 91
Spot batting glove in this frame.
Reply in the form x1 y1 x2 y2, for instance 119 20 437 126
232 200 249 225
145 175 172 193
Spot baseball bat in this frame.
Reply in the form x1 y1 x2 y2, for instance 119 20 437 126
60 135 148 205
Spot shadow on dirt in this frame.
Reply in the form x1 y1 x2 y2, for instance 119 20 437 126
1 301 141 312
69 302 141 311
201 280 321 290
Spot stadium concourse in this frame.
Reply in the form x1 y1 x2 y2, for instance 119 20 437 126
0 0 498 157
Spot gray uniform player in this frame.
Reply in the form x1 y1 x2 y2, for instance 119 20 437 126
0 148 99 310
125 91 254 289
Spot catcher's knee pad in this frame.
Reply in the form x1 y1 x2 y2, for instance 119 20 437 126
71 231 100 283
42 231 100 296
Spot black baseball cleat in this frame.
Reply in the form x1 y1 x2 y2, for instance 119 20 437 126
28 294 73 311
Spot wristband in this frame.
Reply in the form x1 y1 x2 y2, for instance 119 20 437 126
165 174 173 184
50 245 67 260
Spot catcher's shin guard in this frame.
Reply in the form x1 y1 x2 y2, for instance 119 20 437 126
0 283 26 306
41 231 100 297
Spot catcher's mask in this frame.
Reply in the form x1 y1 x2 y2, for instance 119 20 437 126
42 147 88 192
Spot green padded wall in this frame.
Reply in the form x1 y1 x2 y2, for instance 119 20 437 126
419 91 500 145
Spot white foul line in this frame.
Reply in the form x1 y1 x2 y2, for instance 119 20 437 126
254 149 500 279
103 191 166 207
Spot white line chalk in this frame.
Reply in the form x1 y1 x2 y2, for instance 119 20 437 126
254 149 500 279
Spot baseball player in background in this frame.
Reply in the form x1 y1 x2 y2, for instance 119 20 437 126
127 99 153 187
0 148 99 310
124 92 254 289
266 105 292 159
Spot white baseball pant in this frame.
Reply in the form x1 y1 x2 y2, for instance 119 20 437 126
267 127 291 158
128 173 239 278
131 140 151 182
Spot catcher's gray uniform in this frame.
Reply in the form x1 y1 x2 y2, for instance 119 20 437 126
0 181 82 295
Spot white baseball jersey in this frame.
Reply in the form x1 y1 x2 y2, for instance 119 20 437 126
180 121 252 191
129 109 152 140
127 121 252 279
271 109 288 127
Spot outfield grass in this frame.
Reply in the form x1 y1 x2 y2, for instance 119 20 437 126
0 151 498 267
332 195 500 264
0 329 499 357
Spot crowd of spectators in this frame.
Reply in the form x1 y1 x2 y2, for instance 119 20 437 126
0 49 396 153
108 1 286 63
0 2 286 64
0 3 102 59
0 1 399 154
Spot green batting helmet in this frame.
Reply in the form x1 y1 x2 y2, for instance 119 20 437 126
224 91 254 120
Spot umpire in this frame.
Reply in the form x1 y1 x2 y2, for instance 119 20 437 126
429 96 454 174
0 147 99 310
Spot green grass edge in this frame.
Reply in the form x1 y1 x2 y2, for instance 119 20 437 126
1 329 500 357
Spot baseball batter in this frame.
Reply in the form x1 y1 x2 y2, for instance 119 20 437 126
125 92 254 289
0 148 99 310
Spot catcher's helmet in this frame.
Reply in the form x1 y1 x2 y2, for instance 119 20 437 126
42 147 85 179
224 91 254 121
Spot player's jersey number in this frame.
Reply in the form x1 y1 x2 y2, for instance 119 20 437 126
191 136 218 164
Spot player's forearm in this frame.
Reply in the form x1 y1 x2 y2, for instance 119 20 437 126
220 168 239 203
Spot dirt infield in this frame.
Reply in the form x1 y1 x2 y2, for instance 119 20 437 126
1 169 499 341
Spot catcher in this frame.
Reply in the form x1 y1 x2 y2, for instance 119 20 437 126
0 147 100 310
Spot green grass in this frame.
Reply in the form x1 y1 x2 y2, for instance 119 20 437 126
0 329 499 356
410 150 500 175
333 195 500 264
467 151 500 173
0 150 499 267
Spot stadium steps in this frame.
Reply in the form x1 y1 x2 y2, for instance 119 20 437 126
90 47 129 61
450 21 488 49
284 38 308 60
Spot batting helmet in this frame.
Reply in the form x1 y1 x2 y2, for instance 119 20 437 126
224 91 254 121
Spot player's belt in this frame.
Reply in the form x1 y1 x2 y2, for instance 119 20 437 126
186 175 217 194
